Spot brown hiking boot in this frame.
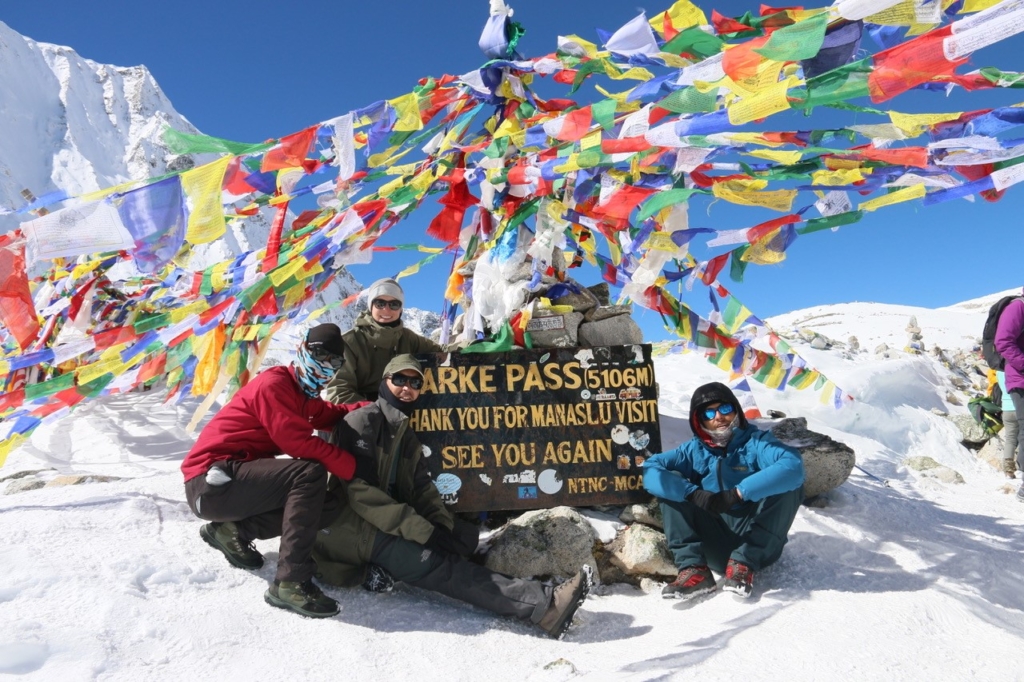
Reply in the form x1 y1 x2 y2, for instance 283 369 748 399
662 564 716 600
200 522 264 570
537 565 594 639
1003 458 1017 479
264 579 339 618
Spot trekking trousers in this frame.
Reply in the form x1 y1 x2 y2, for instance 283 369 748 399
185 458 341 583
369 531 552 624
660 486 803 573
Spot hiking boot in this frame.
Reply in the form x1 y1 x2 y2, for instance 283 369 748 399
537 565 594 640
264 579 339 618
200 522 263 570
662 564 716 600
1003 459 1017 479
362 564 395 593
1017 484 1024 503
722 559 754 598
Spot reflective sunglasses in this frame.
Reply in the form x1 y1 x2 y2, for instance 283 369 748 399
307 344 345 370
372 298 403 311
701 403 735 421
388 373 423 390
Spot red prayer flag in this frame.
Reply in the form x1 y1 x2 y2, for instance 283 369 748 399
553 106 593 142
261 125 318 172
0 234 39 351
868 26 966 104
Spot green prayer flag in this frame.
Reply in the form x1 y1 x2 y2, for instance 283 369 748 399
161 127 273 156
636 188 698 222
754 12 828 62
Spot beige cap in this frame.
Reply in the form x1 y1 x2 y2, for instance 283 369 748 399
384 353 423 378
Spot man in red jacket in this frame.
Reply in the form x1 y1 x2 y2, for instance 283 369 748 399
181 323 373 618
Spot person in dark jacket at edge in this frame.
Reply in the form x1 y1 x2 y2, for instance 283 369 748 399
313 354 594 639
324 278 445 405
643 381 805 600
181 323 375 618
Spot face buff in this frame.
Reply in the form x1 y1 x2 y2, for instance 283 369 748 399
706 421 737 448
293 343 336 398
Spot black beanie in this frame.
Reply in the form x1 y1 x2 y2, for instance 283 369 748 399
305 323 346 356
688 381 747 435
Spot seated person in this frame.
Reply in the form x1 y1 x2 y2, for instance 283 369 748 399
313 354 592 639
324 278 444 404
181 324 374 618
643 381 804 600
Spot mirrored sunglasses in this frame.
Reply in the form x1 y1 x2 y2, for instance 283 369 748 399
701 403 735 421
372 299 403 311
307 344 345 370
388 373 423 390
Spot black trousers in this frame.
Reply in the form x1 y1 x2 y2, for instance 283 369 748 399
370 531 552 624
185 458 341 583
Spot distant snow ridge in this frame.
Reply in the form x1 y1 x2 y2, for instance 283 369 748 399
0 21 207 224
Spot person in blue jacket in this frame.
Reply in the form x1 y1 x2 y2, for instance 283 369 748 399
643 381 805 600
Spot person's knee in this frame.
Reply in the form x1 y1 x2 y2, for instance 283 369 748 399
297 461 329 485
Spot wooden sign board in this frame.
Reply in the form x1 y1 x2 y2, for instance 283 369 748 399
412 344 661 512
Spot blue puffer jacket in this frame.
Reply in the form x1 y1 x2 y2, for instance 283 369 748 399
643 424 805 503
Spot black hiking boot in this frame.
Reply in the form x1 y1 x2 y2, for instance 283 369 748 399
200 522 264 570
722 559 754 599
537 565 594 640
265 579 339 618
662 564 716 600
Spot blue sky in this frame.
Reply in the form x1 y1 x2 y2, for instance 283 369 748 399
4 0 1024 341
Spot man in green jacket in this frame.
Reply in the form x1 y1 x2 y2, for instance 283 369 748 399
324 278 444 404
313 354 593 639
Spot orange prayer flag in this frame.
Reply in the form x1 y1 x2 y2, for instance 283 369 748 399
261 125 318 172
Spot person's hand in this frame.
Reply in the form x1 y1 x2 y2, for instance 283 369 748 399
425 525 461 556
688 489 716 512
350 452 379 487
710 488 742 513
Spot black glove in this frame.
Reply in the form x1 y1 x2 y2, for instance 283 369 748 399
425 525 461 556
688 489 716 512
350 452 379 488
710 488 742 513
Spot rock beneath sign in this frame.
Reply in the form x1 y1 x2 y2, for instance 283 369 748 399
484 506 598 581
578 314 643 348
527 312 584 348
619 499 663 530
769 418 855 499
548 281 600 316
604 523 676 581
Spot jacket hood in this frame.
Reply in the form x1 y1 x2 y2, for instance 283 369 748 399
354 310 406 332
688 381 748 447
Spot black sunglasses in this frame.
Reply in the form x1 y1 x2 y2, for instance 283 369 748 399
388 373 423 390
307 344 345 370
372 299 403 311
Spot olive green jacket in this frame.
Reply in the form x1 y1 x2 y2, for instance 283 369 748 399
324 311 443 404
312 397 453 587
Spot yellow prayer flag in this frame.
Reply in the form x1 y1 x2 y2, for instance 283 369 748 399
645 231 679 253
962 0 1004 11
191 324 225 396
79 179 141 204
169 300 209 324
560 34 599 57
727 76 800 126
649 0 708 33
713 182 797 212
748 149 804 165
858 183 926 212
595 85 643 113
866 0 918 25
281 283 307 311
270 257 307 287
818 381 836 405
888 111 962 138
811 167 868 186
580 130 603 150
0 434 28 468
182 156 232 244
388 92 423 132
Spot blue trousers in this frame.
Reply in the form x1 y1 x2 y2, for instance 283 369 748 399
660 487 803 573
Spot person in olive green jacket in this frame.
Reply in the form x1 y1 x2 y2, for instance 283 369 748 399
312 354 593 639
324 278 444 404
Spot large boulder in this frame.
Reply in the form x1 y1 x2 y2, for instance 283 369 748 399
484 506 598 580
577 314 643 348
949 413 991 446
526 312 584 348
770 418 856 499
903 456 965 484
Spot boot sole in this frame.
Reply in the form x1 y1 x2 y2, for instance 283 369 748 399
722 583 753 599
662 584 716 601
543 565 595 640
264 590 339 618
200 525 264 570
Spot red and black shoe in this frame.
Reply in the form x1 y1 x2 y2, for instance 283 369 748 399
662 564 716 600
722 559 754 598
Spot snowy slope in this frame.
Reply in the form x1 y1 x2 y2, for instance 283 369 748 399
1 293 1022 681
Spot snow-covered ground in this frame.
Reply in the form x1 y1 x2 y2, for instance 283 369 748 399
2 295 1023 681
